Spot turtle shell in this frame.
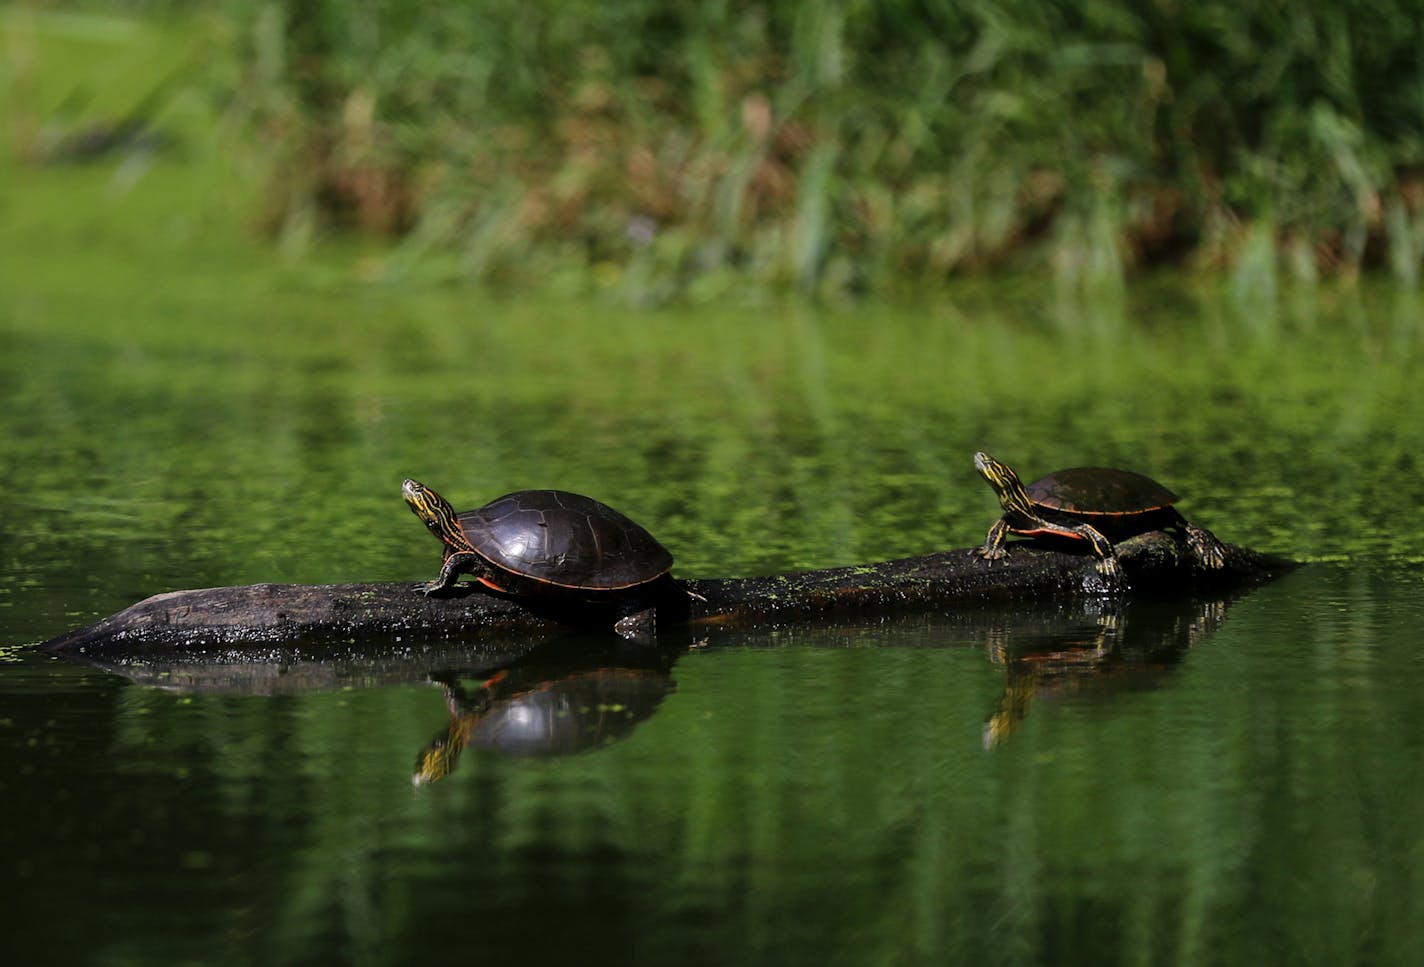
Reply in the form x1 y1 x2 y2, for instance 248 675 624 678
458 489 673 591
1026 467 1179 518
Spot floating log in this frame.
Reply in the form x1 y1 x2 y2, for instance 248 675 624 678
41 533 1294 669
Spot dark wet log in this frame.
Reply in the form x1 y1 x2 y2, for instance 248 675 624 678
41 532 1294 664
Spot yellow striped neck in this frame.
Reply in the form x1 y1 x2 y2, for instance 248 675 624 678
974 453 1035 517
403 479 475 552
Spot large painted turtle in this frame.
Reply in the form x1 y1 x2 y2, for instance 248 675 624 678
972 452 1226 579
402 479 674 601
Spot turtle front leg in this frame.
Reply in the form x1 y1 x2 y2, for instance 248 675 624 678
1028 519 1123 581
1089 547 1123 581
1067 523 1123 581
976 518 1012 562
419 550 482 595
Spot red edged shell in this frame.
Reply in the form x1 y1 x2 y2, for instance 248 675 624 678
457 490 672 591
1026 467 1179 518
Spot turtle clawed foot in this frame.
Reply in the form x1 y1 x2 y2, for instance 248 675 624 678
416 581 445 596
1186 525 1227 569
1199 545 1227 570
975 546 1007 565
1092 554 1128 590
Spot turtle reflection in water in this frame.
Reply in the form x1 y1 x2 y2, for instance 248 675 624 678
413 664 676 784
982 595 1231 748
972 452 1226 581
402 478 682 637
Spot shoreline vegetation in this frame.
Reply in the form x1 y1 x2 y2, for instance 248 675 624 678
7 2 1424 300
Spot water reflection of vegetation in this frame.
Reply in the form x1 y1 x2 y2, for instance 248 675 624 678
13 569 1422 964
3 272 1420 612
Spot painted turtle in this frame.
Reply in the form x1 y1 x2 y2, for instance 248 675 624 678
972 452 1226 579
402 479 674 599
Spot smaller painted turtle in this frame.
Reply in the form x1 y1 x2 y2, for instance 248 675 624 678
973 452 1226 579
402 479 675 632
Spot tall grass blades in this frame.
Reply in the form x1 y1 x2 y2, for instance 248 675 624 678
209 0 1424 297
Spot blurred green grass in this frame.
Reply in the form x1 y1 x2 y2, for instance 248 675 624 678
219 0 1424 298
5 2 1424 302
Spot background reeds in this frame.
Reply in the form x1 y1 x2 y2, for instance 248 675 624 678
11 1 1424 298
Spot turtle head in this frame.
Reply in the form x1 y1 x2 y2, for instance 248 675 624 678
402 478 468 550
974 452 1034 516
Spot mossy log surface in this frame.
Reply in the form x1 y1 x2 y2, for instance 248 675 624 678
42 533 1294 668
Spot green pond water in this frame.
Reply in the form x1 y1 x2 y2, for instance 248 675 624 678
6 41 1424 965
